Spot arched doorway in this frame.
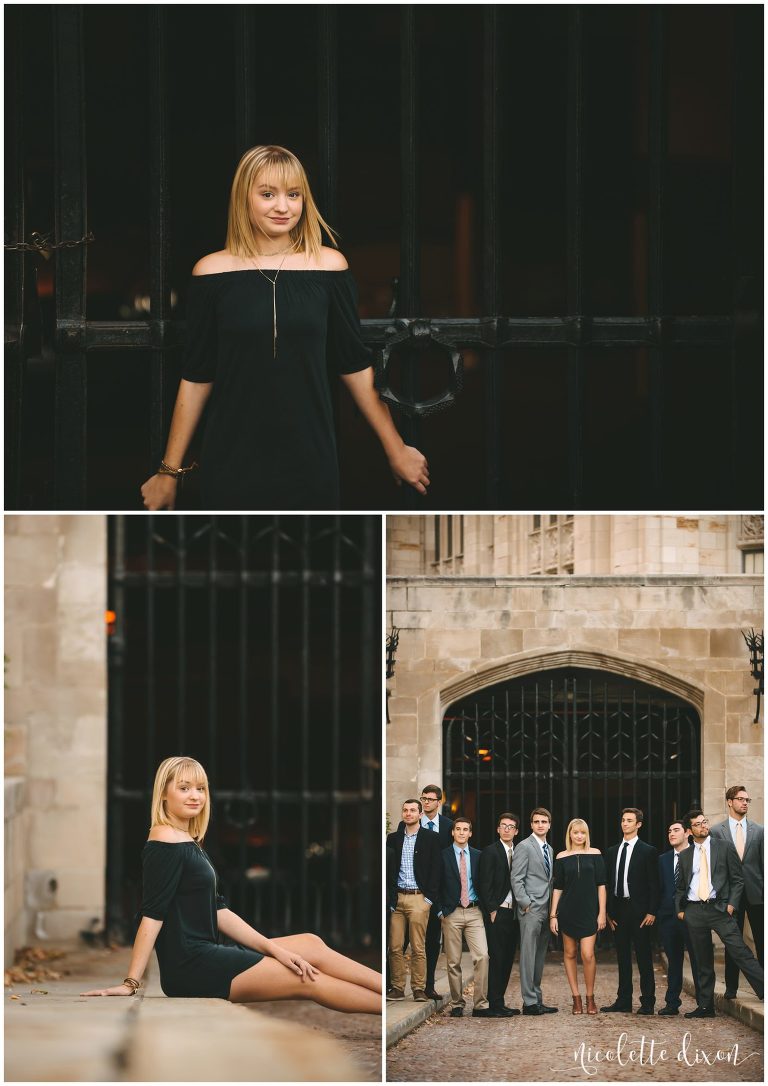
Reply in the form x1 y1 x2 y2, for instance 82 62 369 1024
443 667 700 855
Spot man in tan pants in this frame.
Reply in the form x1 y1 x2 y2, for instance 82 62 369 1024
385 799 441 1000
438 818 492 1017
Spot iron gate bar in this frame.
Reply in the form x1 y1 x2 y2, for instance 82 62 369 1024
300 520 310 931
107 518 127 941
566 8 585 507
146 521 157 783
113 570 370 587
648 8 667 497
482 6 501 508
269 524 280 932
235 8 256 153
318 6 338 227
53 5 88 508
149 9 170 471
209 522 219 795
5 7 25 510
399 6 420 503
177 519 188 753
330 522 341 939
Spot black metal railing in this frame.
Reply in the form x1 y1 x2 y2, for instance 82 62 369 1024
5 6 761 510
443 668 700 857
106 515 380 947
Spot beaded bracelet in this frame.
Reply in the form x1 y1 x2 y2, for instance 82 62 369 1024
157 459 198 480
123 977 142 993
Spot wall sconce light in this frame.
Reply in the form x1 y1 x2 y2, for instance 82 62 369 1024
741 628 764 724
385 627 400 724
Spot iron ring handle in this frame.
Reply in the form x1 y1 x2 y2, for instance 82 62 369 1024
374 321 463 419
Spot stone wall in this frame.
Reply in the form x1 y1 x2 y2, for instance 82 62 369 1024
4 516 108 963
386 574 764 829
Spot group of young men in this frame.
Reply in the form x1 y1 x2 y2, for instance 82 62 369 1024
386 784 763 1018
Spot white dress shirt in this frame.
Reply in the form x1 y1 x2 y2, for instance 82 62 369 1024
687 836 716 901
616 835 639 897
502 843 514 906
728 816 748 850
421 813 441 833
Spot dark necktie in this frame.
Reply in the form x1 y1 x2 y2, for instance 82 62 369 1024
508 847 514 874
427 820 435 831
542 844 551 878
616 841 629 898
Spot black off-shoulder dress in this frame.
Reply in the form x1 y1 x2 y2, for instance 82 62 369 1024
140 841 263 999
553 853 607 940
181 269 373 510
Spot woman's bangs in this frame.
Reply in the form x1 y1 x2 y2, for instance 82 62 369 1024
255 161 304 195
175 759 207 788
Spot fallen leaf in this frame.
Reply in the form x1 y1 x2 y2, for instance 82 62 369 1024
30 989 48 995
10 994 19 1000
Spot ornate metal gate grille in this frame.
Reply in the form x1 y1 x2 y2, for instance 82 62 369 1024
444 668 700 856
5 6 761 510
106 515 380 947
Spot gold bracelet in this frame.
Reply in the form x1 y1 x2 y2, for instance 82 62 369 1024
123 977 142 992
157 459 198 479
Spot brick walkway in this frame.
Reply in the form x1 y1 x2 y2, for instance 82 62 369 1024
387 951 763 1082
248 1001 380 1081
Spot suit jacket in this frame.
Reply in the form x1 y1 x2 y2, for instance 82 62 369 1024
510 834 553 911
674 834 745 915
479 839 516 915
657 846 693 919
710 819 763 905
439 844 483 917
605 838 660 918
386 826 441 905
397 813 455 848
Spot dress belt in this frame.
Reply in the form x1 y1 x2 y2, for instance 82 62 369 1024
398 888 422 895
499 902 515 909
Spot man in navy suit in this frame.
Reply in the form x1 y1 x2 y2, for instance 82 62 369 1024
656 820 700 1014
438 817 491 1017
396 785 454 1000
479 811 521 1017
602 807 660 1014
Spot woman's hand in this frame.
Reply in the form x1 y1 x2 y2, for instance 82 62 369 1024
549 916 559 935
81 982 135 997
597 911 607 931
274 949 319 982
388 446 430 495
140 473 178 511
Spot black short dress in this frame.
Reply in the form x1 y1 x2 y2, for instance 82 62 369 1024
140 841 263 998
553 853 607 940
181 269 373 510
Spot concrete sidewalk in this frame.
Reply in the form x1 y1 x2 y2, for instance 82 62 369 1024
5 944 378 1081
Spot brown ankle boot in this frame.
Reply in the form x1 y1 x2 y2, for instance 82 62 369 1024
586 994 598 1014
572 994 584 1014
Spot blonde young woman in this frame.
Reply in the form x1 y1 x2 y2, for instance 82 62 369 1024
549 819 607 1015
82 757 381 1013
140 144 429 510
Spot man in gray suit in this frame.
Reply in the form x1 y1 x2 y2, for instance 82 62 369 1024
710 784 763 998
511 807 557 1015
675 809 764 1018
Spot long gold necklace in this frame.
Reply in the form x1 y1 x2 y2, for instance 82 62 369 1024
252 246 293 358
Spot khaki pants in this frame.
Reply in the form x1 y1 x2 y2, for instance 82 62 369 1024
441 905 490 1009
389 892 431 994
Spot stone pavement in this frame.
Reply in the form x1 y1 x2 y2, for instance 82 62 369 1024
387 949 763 1082
5 943 380 1082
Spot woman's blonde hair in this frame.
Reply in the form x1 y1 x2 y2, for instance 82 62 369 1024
565 818 591 851
150 756 210 843
225 145 338 261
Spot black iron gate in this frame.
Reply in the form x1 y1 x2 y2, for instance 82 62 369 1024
106 515 380 947
6 6 762 510
443 668 700 856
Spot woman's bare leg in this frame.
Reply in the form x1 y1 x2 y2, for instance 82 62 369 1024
229 956 381 1014
580 935 597 996
271 934 382 994
561 933 580 996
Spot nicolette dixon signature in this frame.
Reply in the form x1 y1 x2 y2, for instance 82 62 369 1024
551 1031 760 1078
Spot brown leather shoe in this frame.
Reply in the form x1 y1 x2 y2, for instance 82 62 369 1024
572 994 583 1014
586 994 598 1015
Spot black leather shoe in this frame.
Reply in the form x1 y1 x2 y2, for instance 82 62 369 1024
488 1006 516 1017
636 1006 654 1016
724 990 737 999
449 1007 463 1017
684 1007 716 1018
522 1004 543 1015
424 988 441 1001
600 1002 632 1013
658 1006 679 1016
472 1007 493 1017
538 1004 558 1013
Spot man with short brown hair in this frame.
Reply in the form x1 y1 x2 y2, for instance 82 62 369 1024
511 807 557 1014
438 818 491 1017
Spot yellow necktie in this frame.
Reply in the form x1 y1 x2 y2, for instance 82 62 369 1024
735 822 745 859
697 845 710 901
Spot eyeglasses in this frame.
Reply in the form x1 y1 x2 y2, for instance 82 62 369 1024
734 796 751 803
690 819 709 828
420 795 439 802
